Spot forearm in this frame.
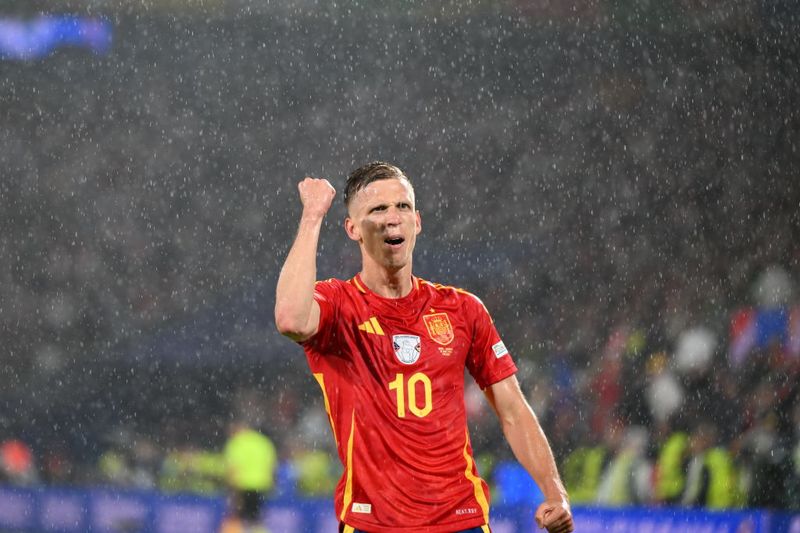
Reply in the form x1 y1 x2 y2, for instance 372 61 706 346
274 212 324 339
499 397 569 502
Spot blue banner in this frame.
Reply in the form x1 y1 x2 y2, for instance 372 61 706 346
1 485 798 532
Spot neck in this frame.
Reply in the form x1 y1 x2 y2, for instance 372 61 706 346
359 263 414 298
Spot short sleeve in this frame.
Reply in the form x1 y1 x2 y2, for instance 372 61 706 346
464 293 518 389
300 278 341 350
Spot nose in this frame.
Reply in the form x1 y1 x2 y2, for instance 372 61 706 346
385 206 402 226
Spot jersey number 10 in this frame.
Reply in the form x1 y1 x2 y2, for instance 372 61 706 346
388 372 433 418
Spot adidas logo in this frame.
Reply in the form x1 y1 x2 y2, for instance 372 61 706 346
357 317 385 336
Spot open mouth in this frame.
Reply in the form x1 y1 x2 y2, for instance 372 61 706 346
384 237 405 246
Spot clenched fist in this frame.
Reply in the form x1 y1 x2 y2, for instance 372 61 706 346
298 177 336 219
535 499 574 533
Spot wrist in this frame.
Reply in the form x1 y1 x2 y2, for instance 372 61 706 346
542 485 570 505
300 210 327 224
551 499 570 511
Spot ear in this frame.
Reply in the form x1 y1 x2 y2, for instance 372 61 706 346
344 217 360 242
414 210 422 236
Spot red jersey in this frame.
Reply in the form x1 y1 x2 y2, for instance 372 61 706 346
301 274 518 532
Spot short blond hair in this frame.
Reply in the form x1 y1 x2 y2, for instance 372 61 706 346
344 161 411 208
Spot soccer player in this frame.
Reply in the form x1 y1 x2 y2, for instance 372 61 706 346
275 162 574 533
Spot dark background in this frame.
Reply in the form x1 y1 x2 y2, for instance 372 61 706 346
1 0 798 505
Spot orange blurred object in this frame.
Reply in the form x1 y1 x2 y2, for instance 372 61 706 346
1 439 34 476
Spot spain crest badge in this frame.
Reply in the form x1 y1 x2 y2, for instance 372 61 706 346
423 312 454 346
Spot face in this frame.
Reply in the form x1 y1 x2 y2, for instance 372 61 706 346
345 178 422 272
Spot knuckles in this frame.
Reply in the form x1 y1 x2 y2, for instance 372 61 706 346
298 178 336 211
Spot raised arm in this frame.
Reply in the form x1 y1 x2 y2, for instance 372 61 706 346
274 177 336 342
484 375 574 533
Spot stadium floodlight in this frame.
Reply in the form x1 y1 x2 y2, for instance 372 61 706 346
0 15 112 60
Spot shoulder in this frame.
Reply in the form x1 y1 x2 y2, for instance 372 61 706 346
311 278 345 304
314 277 354 291
418 278 487 309
313 277 366 300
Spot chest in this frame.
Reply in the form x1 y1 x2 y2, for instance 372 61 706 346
339 296 472 378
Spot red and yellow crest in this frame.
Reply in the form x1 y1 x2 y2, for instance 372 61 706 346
423 312 454 346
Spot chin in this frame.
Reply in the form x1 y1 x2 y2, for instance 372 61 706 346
384 261 407 271
383 257 410 271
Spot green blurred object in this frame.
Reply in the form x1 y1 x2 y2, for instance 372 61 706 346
224 428 277 492
294 450 337 497
655 432 689 503
562 446 607 504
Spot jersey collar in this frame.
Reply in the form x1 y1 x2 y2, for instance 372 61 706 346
351 273 419 299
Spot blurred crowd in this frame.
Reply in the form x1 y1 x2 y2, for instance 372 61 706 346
521 265 800 509
3 264 799 511
1 0 798 512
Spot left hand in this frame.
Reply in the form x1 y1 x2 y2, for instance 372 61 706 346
535 499 574 533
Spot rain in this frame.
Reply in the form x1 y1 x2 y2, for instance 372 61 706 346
1 0 799 531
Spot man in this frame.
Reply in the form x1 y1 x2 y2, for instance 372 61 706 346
275 162 573 533
221 422 277 533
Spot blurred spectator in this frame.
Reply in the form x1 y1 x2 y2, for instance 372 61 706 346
654 428 689 505
645 352 684 429
680 421 741 509
730 266 799 366
40 445 74 485
595 424 652 506
159 443 224 495
97 429 160 489
587 328 625 436
292 448 338 498
737 401 794 509
562 438 607 505
221 422 277 533
673 327 716 376
287 406 339 498
789 404 800 509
